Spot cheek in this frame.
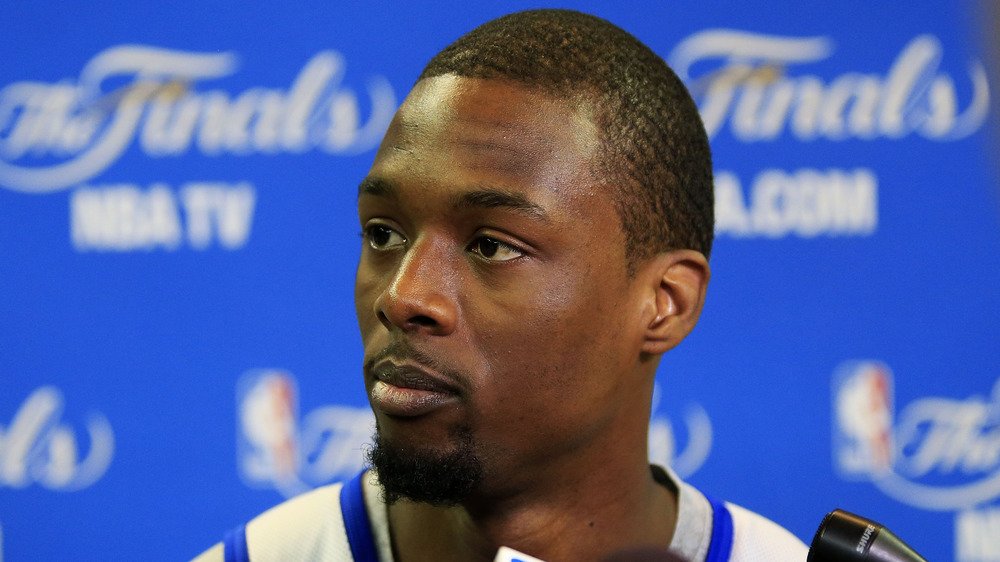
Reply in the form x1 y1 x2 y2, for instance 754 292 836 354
354 265 382 337
469 266 628 409
467 297 630 460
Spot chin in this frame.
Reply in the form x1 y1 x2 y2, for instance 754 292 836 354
367 423 484 506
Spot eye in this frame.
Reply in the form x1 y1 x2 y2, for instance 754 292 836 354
365 224 406 250
469 236 524 262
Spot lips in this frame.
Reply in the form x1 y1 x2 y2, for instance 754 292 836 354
369 363 461 417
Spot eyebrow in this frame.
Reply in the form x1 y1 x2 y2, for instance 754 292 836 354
358 177 550 222
454 187 550 222
358 177 395 198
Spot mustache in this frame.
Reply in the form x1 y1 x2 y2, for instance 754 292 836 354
363 340 472 393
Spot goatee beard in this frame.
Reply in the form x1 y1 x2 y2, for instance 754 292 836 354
366 425 483 506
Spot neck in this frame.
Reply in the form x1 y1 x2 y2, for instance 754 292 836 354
385 431 677 562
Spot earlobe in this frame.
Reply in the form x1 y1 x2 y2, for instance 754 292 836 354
640 250 711 356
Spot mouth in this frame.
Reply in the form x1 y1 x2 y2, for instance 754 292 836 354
369 362 462 417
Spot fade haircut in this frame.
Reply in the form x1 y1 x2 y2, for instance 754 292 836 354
420 9 714 269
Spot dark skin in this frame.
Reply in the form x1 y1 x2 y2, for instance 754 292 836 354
355 75 710 562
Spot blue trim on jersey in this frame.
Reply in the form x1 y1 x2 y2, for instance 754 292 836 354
703 494 735 562
223 523 250 562
340 470 379 562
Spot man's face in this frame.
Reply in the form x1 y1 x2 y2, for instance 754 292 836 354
356 75 651 500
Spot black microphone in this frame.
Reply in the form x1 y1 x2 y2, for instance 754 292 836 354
808 509 927 562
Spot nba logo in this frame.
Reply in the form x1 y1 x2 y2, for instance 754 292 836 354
832 361 895 479
237 369 300 488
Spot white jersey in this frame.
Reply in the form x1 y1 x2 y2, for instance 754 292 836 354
193 467 807 562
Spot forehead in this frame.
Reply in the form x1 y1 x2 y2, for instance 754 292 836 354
365 75 604 210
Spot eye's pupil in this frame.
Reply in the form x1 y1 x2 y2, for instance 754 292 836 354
372 226 391 246
480 238 499 258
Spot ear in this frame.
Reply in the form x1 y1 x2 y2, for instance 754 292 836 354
640 250 711 355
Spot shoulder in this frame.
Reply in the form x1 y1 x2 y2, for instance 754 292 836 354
246 483 353 560
190 483 351 562
726 501 809 562
655 464 807 562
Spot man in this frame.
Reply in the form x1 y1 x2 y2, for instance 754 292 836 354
196 9 808 561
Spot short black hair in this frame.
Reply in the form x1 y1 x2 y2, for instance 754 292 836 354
420 9 714 269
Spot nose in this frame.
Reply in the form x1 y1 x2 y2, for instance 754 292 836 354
373 237 459 336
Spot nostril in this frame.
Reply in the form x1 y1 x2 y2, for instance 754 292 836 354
376 307 438 331
410 315 436 327
376 309 391 328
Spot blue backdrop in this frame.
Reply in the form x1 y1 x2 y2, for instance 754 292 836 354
2 1 998 560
